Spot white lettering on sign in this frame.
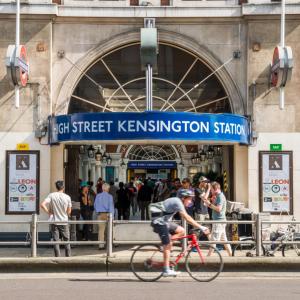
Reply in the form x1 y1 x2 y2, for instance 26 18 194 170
58 123 69 134
72 121 112 133
116 120 210 133
58 119 245 136
214 122 245 135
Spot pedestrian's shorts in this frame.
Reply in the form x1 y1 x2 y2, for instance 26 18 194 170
151 222 179 245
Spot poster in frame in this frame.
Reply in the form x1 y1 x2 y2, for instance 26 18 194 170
259 151 293 215
5 150 40 215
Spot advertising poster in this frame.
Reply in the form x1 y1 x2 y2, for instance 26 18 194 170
6 151 40 214
259 151 293 214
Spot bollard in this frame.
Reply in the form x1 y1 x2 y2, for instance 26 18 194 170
182 218 187 252
106 213 113 257
256 213 262 256
31 213 37 257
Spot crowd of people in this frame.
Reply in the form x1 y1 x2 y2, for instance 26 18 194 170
40 175 232 257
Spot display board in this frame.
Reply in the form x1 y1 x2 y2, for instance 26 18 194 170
5 151 40 214
259 151 293 214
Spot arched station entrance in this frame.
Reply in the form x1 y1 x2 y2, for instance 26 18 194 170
53 40 248 208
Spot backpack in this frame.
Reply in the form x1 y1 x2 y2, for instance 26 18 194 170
149 202 171 220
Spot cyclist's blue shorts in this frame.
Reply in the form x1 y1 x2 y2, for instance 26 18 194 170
151 222 178 245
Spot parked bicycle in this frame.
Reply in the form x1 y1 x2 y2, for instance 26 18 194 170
232 217 300 257
130 229 223 282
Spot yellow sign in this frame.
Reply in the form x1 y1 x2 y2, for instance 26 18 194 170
17 143 29 150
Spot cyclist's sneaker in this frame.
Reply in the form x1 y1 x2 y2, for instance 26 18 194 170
162 269 181 277
191 247 198 252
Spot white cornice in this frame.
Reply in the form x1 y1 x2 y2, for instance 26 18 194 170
0 3 300 18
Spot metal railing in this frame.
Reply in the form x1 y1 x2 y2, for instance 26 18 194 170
0 220 32 247
1 213 300 258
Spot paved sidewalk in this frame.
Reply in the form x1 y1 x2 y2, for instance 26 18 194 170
0 245 299 272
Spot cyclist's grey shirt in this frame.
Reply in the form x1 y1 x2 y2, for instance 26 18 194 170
149 197 186 225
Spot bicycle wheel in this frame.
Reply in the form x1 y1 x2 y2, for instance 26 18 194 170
232 238 256 257
282 238 300 257
130 244 163 282
185 244 223 282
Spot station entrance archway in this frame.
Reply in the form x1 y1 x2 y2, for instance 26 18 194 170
60 41 245 205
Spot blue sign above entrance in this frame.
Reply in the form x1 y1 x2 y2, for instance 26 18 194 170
128 161 177 169
50 111 250 144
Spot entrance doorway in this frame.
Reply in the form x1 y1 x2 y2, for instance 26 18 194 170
62 40 240 218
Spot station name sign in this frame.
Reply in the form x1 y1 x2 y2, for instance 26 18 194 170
128 161 177 169
50 112 250 144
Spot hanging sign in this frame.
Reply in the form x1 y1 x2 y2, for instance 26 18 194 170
270 46 293 88
6 151 40 214
50 112 250 145
259 151 293 214
6 44 29 87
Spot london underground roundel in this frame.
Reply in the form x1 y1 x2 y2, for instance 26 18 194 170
271 46 285 88
16 45 29 87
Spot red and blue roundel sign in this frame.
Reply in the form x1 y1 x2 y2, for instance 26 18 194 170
16 45 29 87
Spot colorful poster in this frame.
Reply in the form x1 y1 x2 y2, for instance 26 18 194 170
260 152 292 214
6 151 40 214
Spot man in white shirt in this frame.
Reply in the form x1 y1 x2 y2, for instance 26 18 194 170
41 180 72 257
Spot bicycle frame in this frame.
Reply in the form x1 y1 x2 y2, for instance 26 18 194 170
164 233 205 267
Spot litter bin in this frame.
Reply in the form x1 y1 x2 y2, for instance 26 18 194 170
237 210 253 237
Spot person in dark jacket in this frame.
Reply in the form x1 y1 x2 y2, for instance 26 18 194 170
116 182 130 220
79 182 93 240
137 180 153 220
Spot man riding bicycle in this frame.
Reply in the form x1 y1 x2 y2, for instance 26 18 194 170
149 189 210 277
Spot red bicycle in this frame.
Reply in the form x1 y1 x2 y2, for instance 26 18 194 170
130 229 223 282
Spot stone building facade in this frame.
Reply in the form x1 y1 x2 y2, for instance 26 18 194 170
0 0 300 231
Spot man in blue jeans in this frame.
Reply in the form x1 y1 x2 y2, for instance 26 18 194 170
149 189 210 277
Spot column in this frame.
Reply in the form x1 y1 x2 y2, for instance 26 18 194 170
102 166 106 182
83 161 89 182
91 163 96 190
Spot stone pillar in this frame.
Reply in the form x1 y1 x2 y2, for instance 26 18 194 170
91 163 96 190
234 145 248 206
79 159 83 180
102 166 106 182
50 144 64 190
95 162 101 181
83 161 89 182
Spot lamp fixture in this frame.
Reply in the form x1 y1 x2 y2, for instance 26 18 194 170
107 155 112 165
213 146 222 157
95 147 103 162
87 145 95 158
200 149 206 161
102 152 108 164
79 145 85 154
206 146 214 159
120 159 126 169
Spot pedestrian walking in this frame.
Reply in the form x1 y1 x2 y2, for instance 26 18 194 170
116 182 130 220
40 180 72 257
109 180 118 218
127 181 137 216
194 176 211 222
79 182 93 241
203 181 232 256
94 183 114 249
137 179 153 220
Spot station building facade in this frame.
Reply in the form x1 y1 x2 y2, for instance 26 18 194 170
0 0 300 231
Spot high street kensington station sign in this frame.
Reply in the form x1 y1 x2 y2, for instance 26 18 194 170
50 112 250 145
